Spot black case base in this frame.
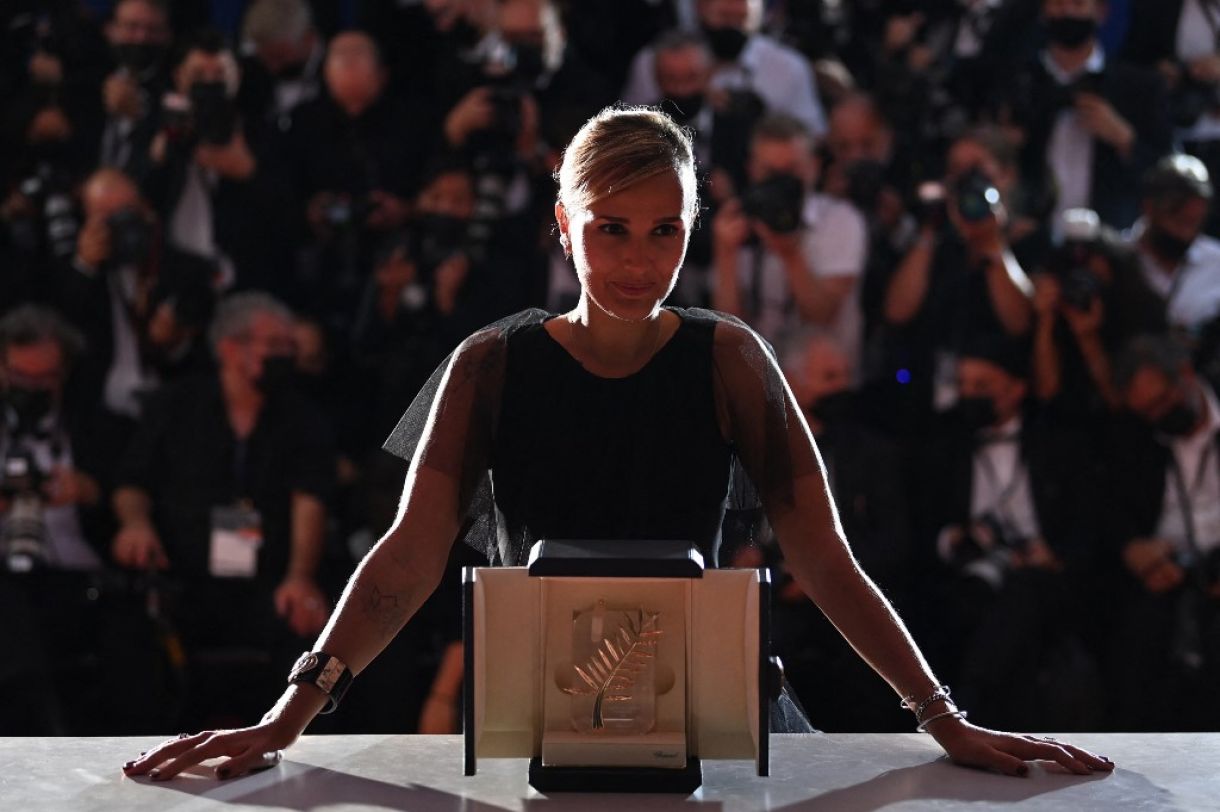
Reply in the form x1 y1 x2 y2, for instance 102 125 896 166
527 757 703 794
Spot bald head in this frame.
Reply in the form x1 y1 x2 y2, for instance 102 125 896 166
82 168 142 220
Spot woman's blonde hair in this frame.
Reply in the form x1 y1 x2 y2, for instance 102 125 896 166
555 105 699 226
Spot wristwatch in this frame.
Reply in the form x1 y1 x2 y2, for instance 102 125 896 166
288 651 353 714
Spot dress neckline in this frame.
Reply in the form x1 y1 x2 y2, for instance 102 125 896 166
540 307 686 381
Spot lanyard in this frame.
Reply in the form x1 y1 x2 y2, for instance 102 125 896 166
1168 440 1215 561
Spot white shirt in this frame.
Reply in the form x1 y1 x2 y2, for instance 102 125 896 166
1134 226 1220 332
731 193 866 373
1176 0 1220 141
970 415 1040 543
1157 382 1220 556
1042 45 1105 230
0 417 101 571
622 34 827 138
103 265 156 418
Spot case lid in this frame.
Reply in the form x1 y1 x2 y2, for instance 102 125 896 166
526 539 705 578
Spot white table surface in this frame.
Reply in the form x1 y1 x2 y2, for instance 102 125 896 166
1 733 1216 811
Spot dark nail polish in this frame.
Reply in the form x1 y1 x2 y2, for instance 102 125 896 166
1017 765 1029 777
217 768 230 779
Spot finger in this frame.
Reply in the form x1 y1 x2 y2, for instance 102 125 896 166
1058 742 1114 771
1023 740 1092 775
123 732 204 775
152 731 247 780
216 748 282 780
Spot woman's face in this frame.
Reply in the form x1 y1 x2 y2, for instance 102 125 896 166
557 170 690 321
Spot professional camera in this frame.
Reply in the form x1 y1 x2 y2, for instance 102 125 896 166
951 167 1002 224
105 207 152 266
741 172 805 234
1050 208 1104 311
158 82 238 147
321 195 372 230
944 514 1028 590
0 450 49 573
12 162 80 261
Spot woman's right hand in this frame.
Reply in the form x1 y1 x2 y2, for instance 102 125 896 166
121 716 300 781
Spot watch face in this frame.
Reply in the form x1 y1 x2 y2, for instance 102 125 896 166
291 652 319 680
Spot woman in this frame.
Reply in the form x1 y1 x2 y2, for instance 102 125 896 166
123 107 1112 781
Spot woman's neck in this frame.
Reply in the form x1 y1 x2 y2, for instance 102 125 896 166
563 295 668 374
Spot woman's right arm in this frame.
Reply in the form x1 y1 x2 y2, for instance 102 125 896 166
122 462 462 780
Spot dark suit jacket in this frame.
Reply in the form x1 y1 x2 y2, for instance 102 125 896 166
1121 0 1187 67
1007 53 1172 229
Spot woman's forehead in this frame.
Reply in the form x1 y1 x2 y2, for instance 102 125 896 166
585 172 688 218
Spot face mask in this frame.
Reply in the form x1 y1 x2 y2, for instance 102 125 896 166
662 93 705 124
113 42 165 75
273 60 308 81
413 213 469 268
1045 15 1097 49
808 390 855 427
702 25 749 61
255 354 297 396
1147 227 1194 265
958 395 999 432
27 139 72 167
512 44 548 82
4 386 55 433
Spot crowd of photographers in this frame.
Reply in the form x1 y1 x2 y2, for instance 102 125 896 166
3 0 1220 736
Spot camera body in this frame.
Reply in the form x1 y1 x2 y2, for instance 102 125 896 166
1051 208 1104 311
105 207 153 266
0 450 49 573
13 163 80 261
948 514 1029 590
951 168 1002 224
741 173 805 234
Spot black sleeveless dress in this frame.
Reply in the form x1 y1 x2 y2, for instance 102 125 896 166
490 310 734 565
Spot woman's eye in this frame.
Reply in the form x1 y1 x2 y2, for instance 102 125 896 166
653 224 680 237
597 223 626 235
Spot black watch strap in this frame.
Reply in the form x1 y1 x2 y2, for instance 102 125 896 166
288 651 353 714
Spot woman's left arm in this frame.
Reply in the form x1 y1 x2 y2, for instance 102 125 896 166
713 319 1112 777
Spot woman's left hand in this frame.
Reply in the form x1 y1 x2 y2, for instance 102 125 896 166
929 719 1114 777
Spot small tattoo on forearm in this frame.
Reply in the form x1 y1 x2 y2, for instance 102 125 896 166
363 584 407 639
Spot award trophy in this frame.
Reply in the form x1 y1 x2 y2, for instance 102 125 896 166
463 539 778 793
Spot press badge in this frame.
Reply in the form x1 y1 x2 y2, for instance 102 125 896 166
209 502 263 578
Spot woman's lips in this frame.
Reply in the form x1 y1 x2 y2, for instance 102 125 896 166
611 282 653 297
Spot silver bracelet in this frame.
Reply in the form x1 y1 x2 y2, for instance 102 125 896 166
917 709 968 733
900 684 952 720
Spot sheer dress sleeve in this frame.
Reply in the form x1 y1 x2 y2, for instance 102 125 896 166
382 309 549 565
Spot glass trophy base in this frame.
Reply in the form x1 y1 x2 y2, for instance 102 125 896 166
528 756 703 794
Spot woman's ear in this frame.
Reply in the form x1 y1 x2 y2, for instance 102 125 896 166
555 201 571 258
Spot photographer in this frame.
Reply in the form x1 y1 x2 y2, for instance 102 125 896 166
0 305 117 573
1107 334 1220 730
712 114 867 374
96 0 174 177
54 168 217 424
111 292 335 728
236 0 324 150
621 0 826 138
882 128 1035 429
1131 155 1220 335
1031 208 1165 423
274 30 429 336
919 337 1105 731
1123 0 1220 234
1003 0 1171 230
144 30 260 291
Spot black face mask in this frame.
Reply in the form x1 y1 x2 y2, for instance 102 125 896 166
661 93 705 124
808 390 856 427
1148 227 1194 265
4 386 55 433
413 213 469 267
1155 389 1201 436
958 395 999 432
1045 15 1097 49
702 25 749 61
27 139 72 168
272 59 308 81
113 42 165 75
256 355 297 396
512 43 548 83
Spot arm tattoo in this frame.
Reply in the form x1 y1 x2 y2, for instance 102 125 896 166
362 583 410 640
